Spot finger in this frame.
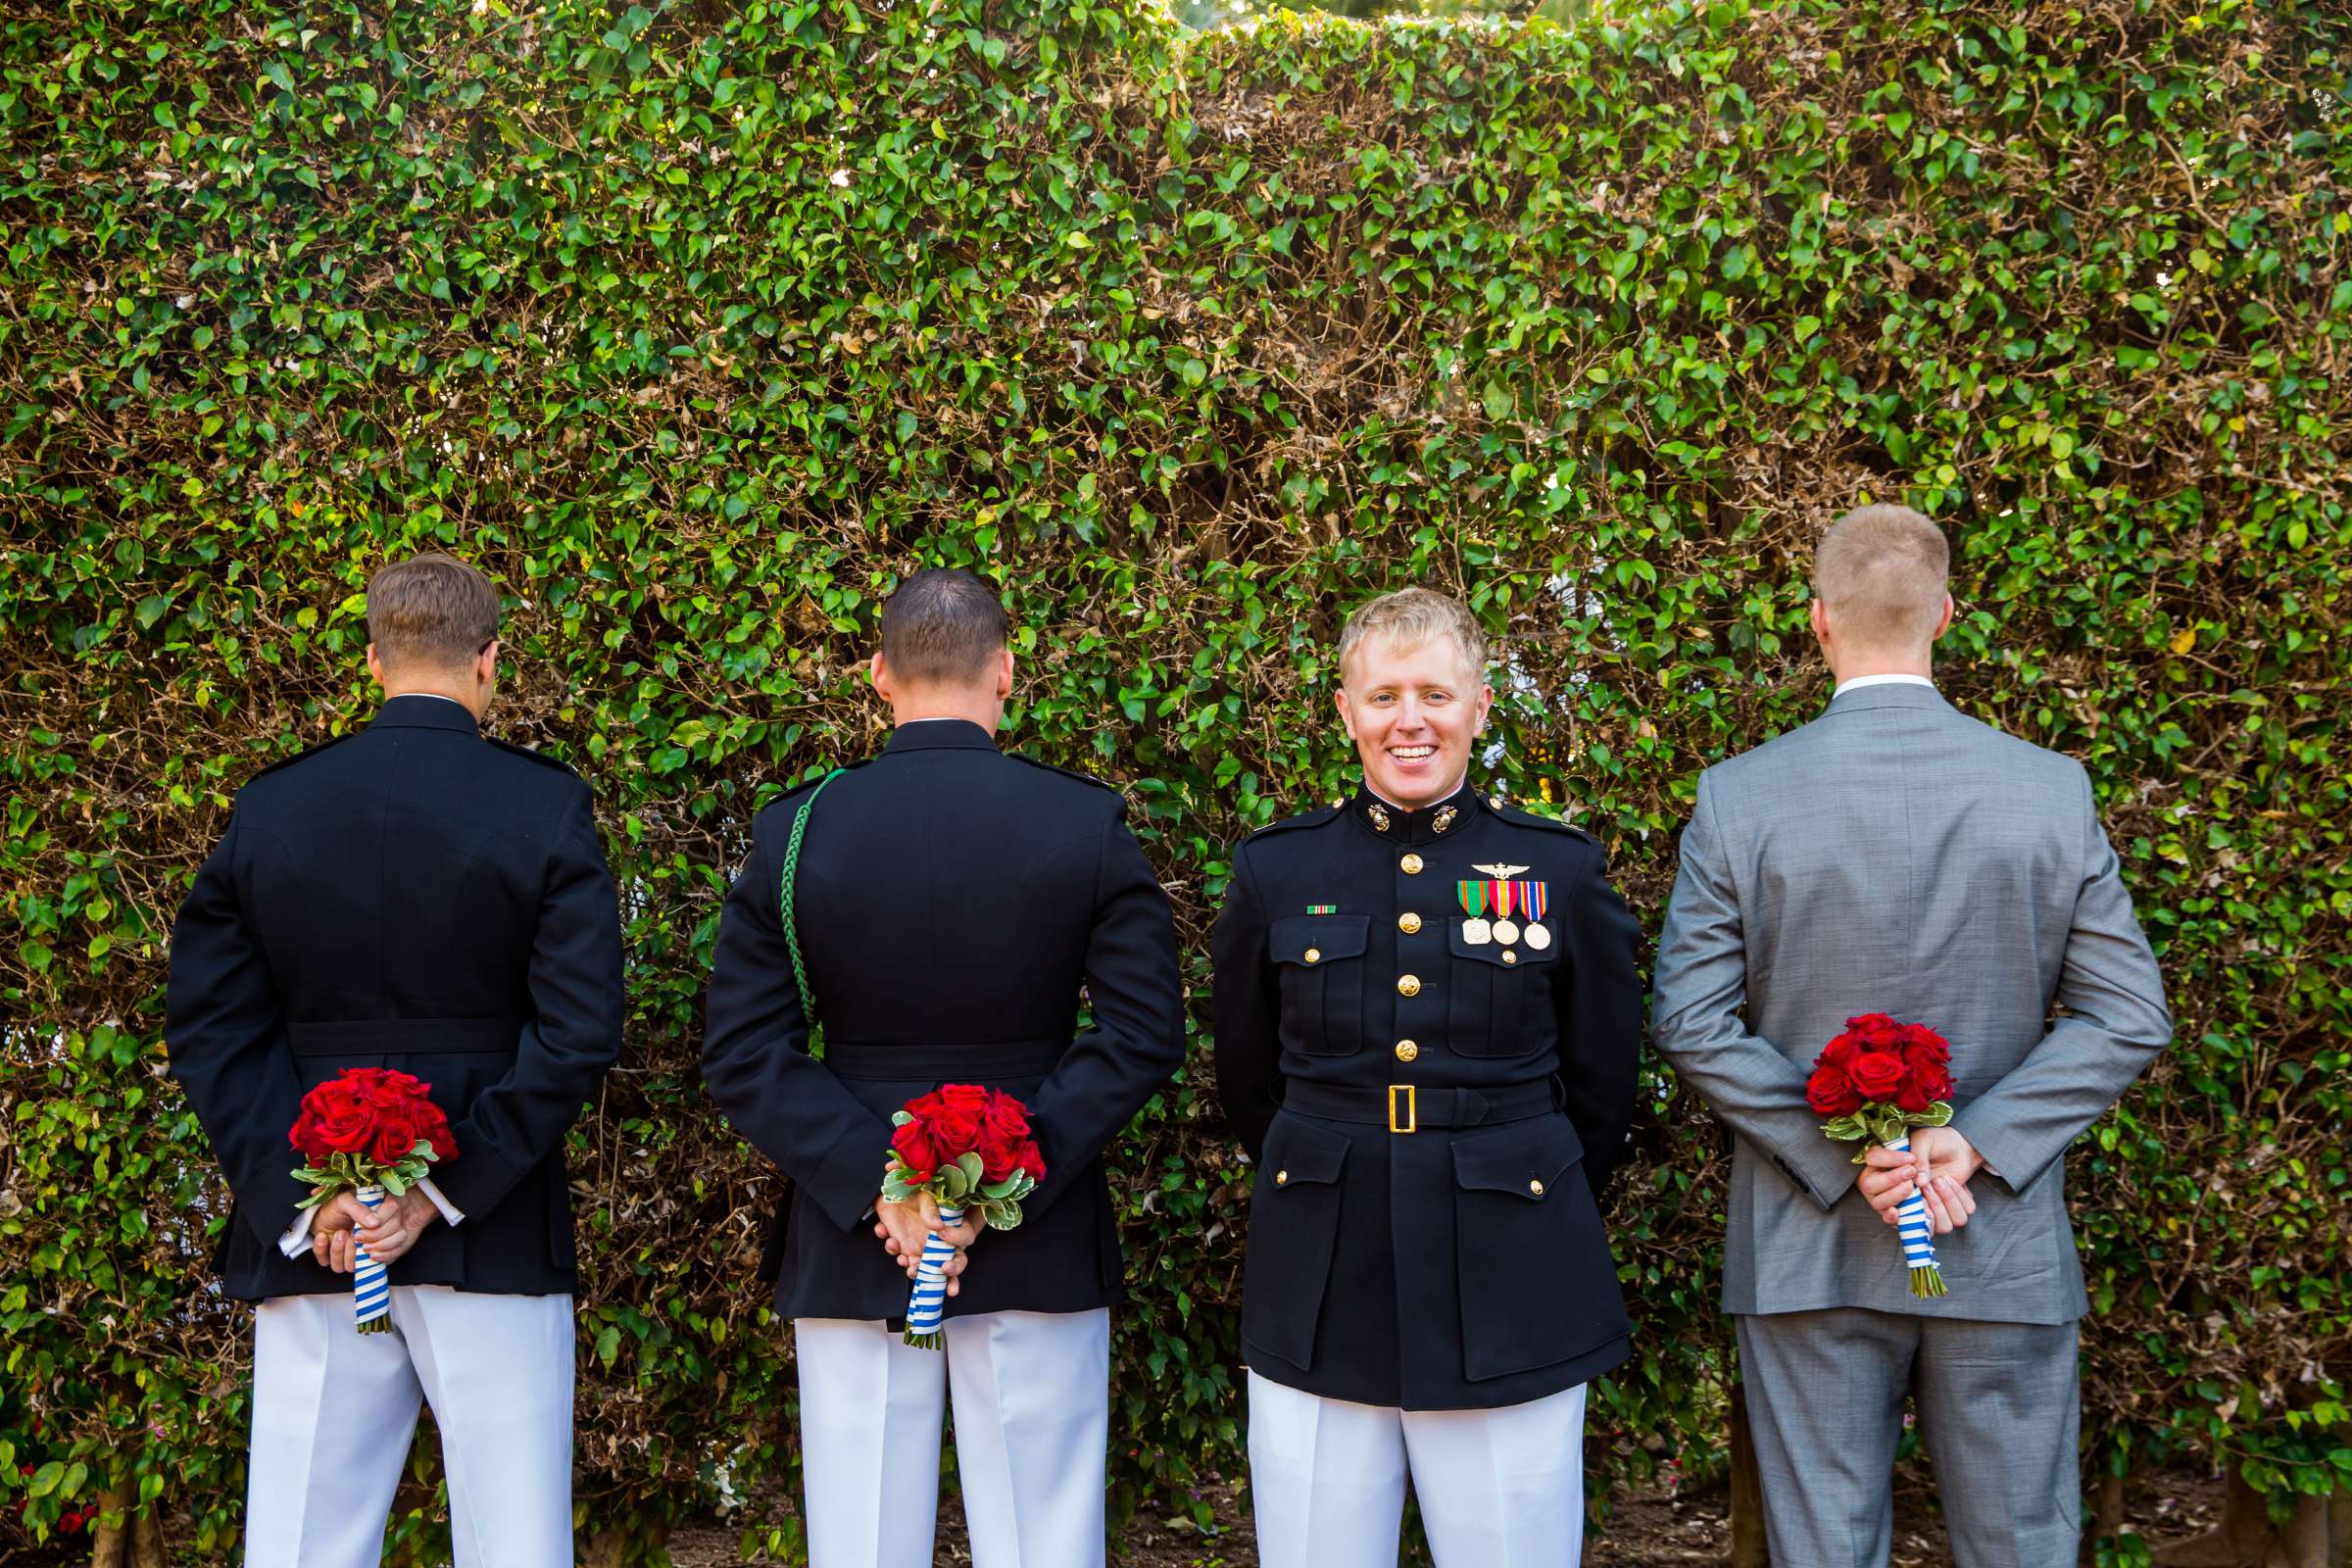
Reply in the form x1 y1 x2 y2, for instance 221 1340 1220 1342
1862 1146 1914 1169
945 1276 959 1298
915 1193 942 1230
1937 1176 1974 1226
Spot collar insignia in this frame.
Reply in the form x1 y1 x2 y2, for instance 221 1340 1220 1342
1365 803 1392 832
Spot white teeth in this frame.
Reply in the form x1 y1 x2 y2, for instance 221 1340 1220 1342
1392 746 1435 759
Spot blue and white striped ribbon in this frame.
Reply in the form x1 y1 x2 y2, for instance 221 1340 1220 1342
902 1203 963 1348
351 1184 391 1332
1886 1132 1939 1274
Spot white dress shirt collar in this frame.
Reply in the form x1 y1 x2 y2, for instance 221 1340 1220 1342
1833 672 1936 700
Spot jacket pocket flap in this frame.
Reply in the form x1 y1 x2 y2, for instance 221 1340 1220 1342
1262 1110 1352 1187
1446 917 1562 966
1270 914 1369 967
1451 1115 1584 1199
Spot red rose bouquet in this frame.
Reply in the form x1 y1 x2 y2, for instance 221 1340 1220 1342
288 1068 458 1332
1806 1013 1955 1298
882 1084 1046 1348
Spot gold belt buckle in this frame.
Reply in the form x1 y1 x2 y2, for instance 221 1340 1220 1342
1387 1084 1417 1134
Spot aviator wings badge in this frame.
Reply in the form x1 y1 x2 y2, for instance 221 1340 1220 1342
1471 862 1530 879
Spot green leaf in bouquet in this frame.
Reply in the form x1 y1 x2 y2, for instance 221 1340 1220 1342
880 1171 913 1204
1909 1102 1955 1129
956 1152 985 1186
891 1110 914 1127
983 1199 1024 1231
381 1170 412 1196
940 1164 970 1201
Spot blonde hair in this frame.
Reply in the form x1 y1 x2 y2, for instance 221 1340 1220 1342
1813 504 1949 653
366 553 500 672
1339 588 1490 683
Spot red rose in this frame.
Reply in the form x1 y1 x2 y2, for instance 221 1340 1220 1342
923 1085 990 1160
368 1112 422 1167
891 1119 938 1183
1901 1023 1949 1059
1806 1061 1864 1116
974 1092 1034 1182
1846 1049 1906 1102
301 1080 375 1155
1013 1139 1047 1182
412 1102 458 1162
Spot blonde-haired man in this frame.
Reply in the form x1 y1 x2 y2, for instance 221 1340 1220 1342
1652 503 2171 1565
1213 587 1642 1567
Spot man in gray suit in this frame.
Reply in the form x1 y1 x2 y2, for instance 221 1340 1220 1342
1651 503 2171 1566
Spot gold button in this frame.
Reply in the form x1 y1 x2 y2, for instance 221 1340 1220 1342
1400 854 1425 875
1396 974 1421 997
1398 912 1422 935
1304 948 1321 964
1530 1179 1545 1197
1501 951 1519 965
1275 1169 1288 1186
1395 1040 1419 1062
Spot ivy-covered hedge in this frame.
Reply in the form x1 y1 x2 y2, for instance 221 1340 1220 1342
4 0 2348 1557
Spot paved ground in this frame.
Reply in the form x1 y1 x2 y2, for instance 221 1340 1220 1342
664 1461 2231 1565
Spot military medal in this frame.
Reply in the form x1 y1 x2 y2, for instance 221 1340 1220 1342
1455 880 1493 945
1492 881 1521 948
1522 881 1552 950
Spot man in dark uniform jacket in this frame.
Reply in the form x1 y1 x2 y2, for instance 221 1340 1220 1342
1213 588 1642 1568
701 567 1185 1568
167 552 622 1568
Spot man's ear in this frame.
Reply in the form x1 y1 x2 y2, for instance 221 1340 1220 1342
1334 687 1357 742
474 640 499 690
1933 593 1955 641
1809 598 1833 650
366 643 386 688
1474 682 1494 734
994 646 1014 701
869 652 894 704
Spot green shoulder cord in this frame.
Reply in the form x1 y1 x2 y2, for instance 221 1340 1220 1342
778 767 848 1055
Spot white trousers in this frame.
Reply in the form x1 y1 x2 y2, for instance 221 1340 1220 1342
1247 1370 1590 1568
244 1286 574 1568
794 1308 1111 1568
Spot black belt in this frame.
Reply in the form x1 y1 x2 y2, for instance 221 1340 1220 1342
824 1039 1067 1082
287 1018 525 1056
1281 1078 1557 1134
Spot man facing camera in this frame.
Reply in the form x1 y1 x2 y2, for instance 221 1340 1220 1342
1651 504 2171 1566
702 567 1185 1568
167 552 624 1567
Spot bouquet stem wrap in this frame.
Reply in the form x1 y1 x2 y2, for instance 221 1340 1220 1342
903 1203 963 1349
1883 1133 1947 1298
352 1184 392 1333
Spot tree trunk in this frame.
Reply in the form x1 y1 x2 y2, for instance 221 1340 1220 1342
83 1491 127 1568
2158 1464 2283 1567
1730 1384 1770 1568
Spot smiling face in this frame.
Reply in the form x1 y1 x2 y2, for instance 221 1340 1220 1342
1335 631 1493 808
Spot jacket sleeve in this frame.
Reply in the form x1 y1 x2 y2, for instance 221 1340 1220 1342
1551 835 1644 1198
1021 803 1187 1217
166 808 315 1250
699 810 896 1233
1210 839 1283 1163
1951 766 2172 1192
1650 775 1859 1212
431 783 624 1220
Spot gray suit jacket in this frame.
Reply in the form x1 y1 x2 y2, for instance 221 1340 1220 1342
1651 681 2170 1323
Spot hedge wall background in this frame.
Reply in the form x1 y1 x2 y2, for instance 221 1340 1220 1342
4 0 2348 1558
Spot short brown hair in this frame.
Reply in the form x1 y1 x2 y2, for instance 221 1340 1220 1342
1338 588 1490 684
1813 504 1949 652
366 553 500 672
879 567 1008 686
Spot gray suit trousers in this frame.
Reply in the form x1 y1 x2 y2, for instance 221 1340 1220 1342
1738 1308 2081 1568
